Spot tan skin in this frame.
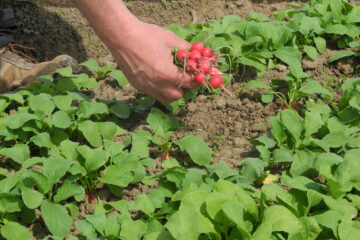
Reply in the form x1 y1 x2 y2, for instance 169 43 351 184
72 0 200 103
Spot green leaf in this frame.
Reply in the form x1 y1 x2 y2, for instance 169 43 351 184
166 24 191 39
43 156 72 186
162 158 180 169
176 136 211 166
51 111 72 129
54 183 85 203
80 59 100 71
146 108 179 137
0 193 22 213
52 95 73 111
1 221 32 240
22 170 51 194
165 206 199 240
328 51 355 63
78 101 108 119
321 132 349 149
207 161 237 179
55 77 80 91
239 158 267 182
269 116 287 145
259 205 301 234
2 92 24 104
104 215 121 238
60 140 79 160
280 110 303 143
120 219 147 240
98 122 121 140
273 148 293 163
78 120 103 148
85 214 106 235
100 165 133 187
338 220 360 240
0 144 30 164
290 150 316 176
77 146 109 172
30 132 52 148
0 99 10 113
22 190 43 209
253 135 276 148
261 93 274 103
303 45 317 60
75 220 98 239
29 93 55 115
325 24 348 35
314 37 326 53
314 210 342 235
300 80 333 98
274 47 305 78
7 112 37 129
131 130 152 158
109 70 128 88
134 194 156 216
0 174 18 194
304 111 323 136
56 67 73 77
41 200 72 239
110 101 130 119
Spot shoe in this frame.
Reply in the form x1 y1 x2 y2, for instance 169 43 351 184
0 44 77 93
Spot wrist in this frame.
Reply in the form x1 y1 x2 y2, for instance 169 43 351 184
73 0 141 52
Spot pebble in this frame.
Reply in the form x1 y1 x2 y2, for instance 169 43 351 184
234 137 248 147
234 122 243 136
216 98 226 108
197 95 207 101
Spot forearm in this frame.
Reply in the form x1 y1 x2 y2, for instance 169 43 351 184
72 0 140 52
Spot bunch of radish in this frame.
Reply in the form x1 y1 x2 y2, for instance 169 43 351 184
175 42 232 96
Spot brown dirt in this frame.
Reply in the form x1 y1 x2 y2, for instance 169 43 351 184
9 1 360 236
13 0 358 169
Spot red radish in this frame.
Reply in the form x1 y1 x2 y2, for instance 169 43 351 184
201 47 212 57
209 54 219 62
176 49 189 62
162 154 170 160
185 59 197 73
194 72 207 84
209 66 221 76
191 42 204 52
291 102 300 109
209 75 233 96
189 50 201 61
209 75 223 88
197 58 211 74
38 215 44 224
86 191 96 203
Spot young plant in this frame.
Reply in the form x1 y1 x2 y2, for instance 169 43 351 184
146 108 180 160
243 74 332 109
80 59 112 80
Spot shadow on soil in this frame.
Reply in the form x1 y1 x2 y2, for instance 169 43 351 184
12 1 88 62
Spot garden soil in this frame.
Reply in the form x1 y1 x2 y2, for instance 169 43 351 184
12 0 359 204
13 0 358 167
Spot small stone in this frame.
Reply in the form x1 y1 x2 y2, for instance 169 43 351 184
232 147 243 156
188 102 197 112
234 122 243 136
234 137 248 147
277 64 287 72
242 98 250 104
216 98 226 108
197 95 207 101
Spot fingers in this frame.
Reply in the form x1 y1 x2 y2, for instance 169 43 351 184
151 86 184 103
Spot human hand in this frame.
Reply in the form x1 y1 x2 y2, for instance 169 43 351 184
110 22 200 103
